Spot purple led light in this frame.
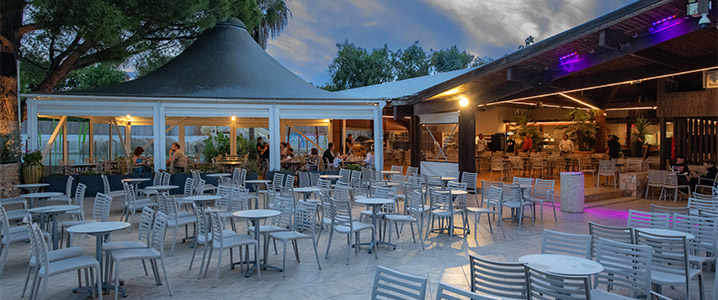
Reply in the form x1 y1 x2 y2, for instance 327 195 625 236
559 52 578 61
652 14 676 26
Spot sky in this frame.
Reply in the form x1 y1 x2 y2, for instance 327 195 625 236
265 0 637 86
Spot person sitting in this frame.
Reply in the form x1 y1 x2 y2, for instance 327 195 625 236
306 148 320 171
133 146 145 173
689 160 717 190
364 147 375 167
281 148 294 163
332 152 343 169
167 142 188 173
672 156 690 185
323 143 335 164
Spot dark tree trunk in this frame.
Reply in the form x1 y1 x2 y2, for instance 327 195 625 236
0 5 23 135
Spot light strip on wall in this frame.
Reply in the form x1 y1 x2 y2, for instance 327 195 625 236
558 93 599 110
605 106 657 111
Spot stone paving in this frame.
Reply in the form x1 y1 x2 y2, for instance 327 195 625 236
0 195 713 299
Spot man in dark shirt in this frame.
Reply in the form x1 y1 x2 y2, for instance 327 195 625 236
323 143 335 166
345 134 353 154
506 135 516 154
607 135 621 159
690 160 717 190
672 156 690 185
257 137 268 162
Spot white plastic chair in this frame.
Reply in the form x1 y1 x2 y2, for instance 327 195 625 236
500 183 533 229
268 201 322 277
121 182 157 229
469 255 525 299
467 185 505 240
591 238 653 299
541 229 592 259
671 213 718 269
597 160 618 188
428 189 465 237
437 282 499 300
636 231 704 300
111 211 173 300
104 206 154 284
661 172 691 202
371 265 427 300
587 222 634 259
47 176 74 204
525 265 590 300
461 172 479 208
157 193 197 256
489 158 507 181
204 211 259 286
324 197 375 265
528 179 556 223
61 189 113 247
1 206 49 278
384 190 425 250
101 174 124 198
626 209 670 229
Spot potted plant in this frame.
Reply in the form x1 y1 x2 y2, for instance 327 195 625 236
632 116 651 157
22 150 44 183
558 109 597 151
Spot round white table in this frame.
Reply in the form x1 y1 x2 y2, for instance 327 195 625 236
293 187 321 201
355 198 394 252
121 178 151 197
440 176 457 186
183 195 222 208
145 185 179 193
519 254 604 276
206 173 231 178
233 209 281 276
635 227 695 240
14 183 50 194
28 204 80 250
22 192 64 209
244 179 271 209
67 221 131 296
319 174 342 180
380 170 400 180
435 189 468 196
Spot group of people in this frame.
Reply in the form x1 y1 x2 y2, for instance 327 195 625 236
130 142 189 174
671 156 717 190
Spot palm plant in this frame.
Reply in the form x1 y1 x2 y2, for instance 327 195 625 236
510 110 540 150
633 116 651 144
251 0 291 49
559 109 596 151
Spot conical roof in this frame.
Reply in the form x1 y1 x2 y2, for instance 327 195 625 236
55 18 357 100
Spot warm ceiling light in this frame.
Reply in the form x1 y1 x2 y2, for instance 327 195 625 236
231 116 236 121
438 88 460 97
125 115 131 119
459 96 469 107
558 93 599 110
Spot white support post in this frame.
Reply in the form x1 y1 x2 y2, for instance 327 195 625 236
153 104 167 172
27 99 38 151
88 118 94 161
230 119 237 156
269 105 281 171
373 103 385 171
62 120 68 163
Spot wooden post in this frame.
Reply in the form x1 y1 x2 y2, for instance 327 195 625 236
342 119 347 154
230 119 237 156
659 117 667 169
458 104 476 173
108 123 112 160
595 109 607 153
178 123 185 150
125 122 132 155
62 120 69 163
410 115 421 168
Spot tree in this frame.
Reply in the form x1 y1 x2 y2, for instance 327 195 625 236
430 45 475 73
518 35 535 49
392 41 430 80
252 0 291 49
327 40 393 91
559 109 597 151
63 63 127 91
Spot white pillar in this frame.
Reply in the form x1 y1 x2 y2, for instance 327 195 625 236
269 105 281 171
153 104 167 172
342 119 346 154
27 99 38 151
373 103 385 171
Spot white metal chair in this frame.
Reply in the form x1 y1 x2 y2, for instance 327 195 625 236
530 157 547 179
541 229 592 259
597 160 618 188
688 194 718 215
626 158 643 172
140 172 163 199
390 165 404 174
371 265 427 300
501 183 533 229
204 211 259 286
437 282 499 300
489 158 508 181
111 211 173 300
469 255 526 299
406 166 418 177
525 265 591 300
661 172 691 202
268 201 322 277
61 190 113 247
28 223 102 300
461 172 479 208
298 171 311 188
671 213 718 269
157 193 197 256
591 238 653 299
467 185 505 240
103 206 154 284
384 190 425 250
577 157 595 184
0 197 30 222
309 172 320 187
47 176 74 204
1 206 49 278
587 222 634 259
626 210 669 229
324 197 375 265
248 195 292 259
528 179 556 223
121 182 157 229
428 189 465 237
636 231 705 300
649 204 690 216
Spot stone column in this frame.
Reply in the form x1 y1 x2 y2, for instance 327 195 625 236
560 171 585 213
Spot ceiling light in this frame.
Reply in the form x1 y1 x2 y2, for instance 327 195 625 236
459 96 469 107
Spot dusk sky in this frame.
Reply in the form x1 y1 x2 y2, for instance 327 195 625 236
265 0 637 86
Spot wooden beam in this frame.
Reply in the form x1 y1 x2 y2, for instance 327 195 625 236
415 100 458 115
41 116 68 159
458 105 476 173
111 119 130 157
141 122 181 150
62 120 68 163
280 120 324 152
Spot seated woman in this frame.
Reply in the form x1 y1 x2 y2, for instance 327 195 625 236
306 148 320 171
133 146 145 173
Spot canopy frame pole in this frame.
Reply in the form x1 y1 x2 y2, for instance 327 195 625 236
111 119 130 157
269 105 281 171
27 99 38 151
230 118 237 156
373 103 385 171
41 115 67 159
153 104 167 172
62 119 68 163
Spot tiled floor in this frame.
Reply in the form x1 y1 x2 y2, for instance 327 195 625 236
0 195 713 299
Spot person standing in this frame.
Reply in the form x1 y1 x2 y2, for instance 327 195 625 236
167 142 187 173
506 135 516 154
133 146 145 173
607 135 621 159
522 134 533 152
345 134 353 154
475 133 488 154
257 137 268 164
323 143 335 165
558 134 574 155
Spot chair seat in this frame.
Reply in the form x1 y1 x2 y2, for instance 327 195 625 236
3 227 32 243
5 209 31 221
430 210 454 217
384 214 415 222
47 195 70 203
39 255 99 276
651 268 701 285
590 289 635 300
103 240 147 251
107 190 125 198
129 199 157 210
334 222 373 234
140 189 158 196
30 246 85 266
112 248 160 261
503 201 532 208
213 235 256 248
1 197 27 206
689 254 715 265
528 197 553 203
360 210 386 217
248 225 288 234
269 230 311 241
169 215 197 227
466 207 497 214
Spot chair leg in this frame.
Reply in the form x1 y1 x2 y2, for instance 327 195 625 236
324 228 334 259
311 237 322 270
94 266 103 300
551 202 557 222
282 240 287 278
255 243 261 281
160 258 173 296
114 261 121 300
170 227 178 256
21 264 33 297
213 248 222 287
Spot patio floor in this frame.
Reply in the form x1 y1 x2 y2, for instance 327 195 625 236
0 194 712 299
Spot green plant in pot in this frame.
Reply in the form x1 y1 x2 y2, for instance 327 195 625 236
558 109 597 151
22 151 44 184
632 116 651 157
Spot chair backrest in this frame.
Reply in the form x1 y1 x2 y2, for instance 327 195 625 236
123 182 137 205
138 207 155 245
460 172 477 192
216 185 233 209
664 172 680 186
334 185 352 202
426 175 443 188
406 166 418 176
598 160 616 173
271 195 294 229
671 213 718 256
447 181 467 191
587 222 634 259
480 181 502 202
92 193 113 222
490 158 504 168
390 165 404 173
101 174 112 194
153 172 163 186
649 204 689 216
436 282 499 300
232 168 241 183
191 202 209 239
298 172 310 188
484 185 503 208
390 174 405 184
406 175 422 189
541 229 592 259
162 172 171 185
687 194 718 212
593 238 653 298
183 177 194 196
65 175 75 196
31 223 51 273
627 209 670 229
512 177 534 186
294 201 317 235
501 183 522 203
444 171 460 180
71 182 87 218
150 212 169 254
159 193 180 220
469 255 526 299
525 265 591 300
272 172 285 189
430 190 453 212
635 231 690 283
284 175 295 189
532 179 554 201
309 172 320 187
196 179 206 195
0 206 9 237
627 159 643 172
647 170 665 185
331 198 353 229
338 169 351 183
371 266 428 300
239 169 247 187
317 178 331 191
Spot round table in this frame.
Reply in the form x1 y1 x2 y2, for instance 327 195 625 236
319 174 342 180
355 198 394 252
22 192 64 209
635 227 695 240
183 195 222 208
145 185 179 194
519 254 604 276
14 183 50 194
380 170 400 180
232 209 281 276
206 173 231 178
293 187 321 201
67 222 131 296
244 180 271 209
28 204 80 250
440 176 457 185
121 178 151 196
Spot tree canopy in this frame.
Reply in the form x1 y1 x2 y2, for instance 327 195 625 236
323 40 491 91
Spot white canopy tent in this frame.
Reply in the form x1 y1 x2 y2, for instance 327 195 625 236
23 18 385 172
